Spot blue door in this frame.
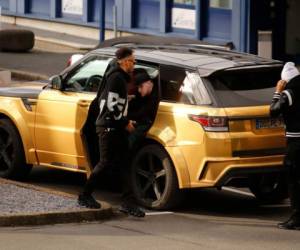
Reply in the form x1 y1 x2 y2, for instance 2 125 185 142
0 0 9 10
28 0 50 17
134 0 160 30
206 0 232 40
93 0 115 26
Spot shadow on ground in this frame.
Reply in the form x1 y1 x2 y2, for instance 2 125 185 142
25 166 291 221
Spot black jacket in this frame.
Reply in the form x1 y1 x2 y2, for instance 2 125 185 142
270 75 300 137
95 63 130 130
128 90 158 126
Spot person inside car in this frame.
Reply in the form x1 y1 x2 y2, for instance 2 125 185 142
127 68 157 153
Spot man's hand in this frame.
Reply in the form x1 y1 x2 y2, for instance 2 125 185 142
128 95 136 102
275 80 287 93
126 120 136 133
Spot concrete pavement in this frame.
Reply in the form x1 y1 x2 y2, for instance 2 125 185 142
0 24 109 227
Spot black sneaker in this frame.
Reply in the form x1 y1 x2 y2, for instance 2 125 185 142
78 194 101 209
278 217 300 230
119 203 145 218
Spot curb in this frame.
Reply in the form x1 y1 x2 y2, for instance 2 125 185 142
35 36 96 51
0 67 49 81
0 178 114 227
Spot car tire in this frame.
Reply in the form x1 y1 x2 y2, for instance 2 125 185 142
249 173 288 203
0 29 34 52
0 118 32 179
131 144 183 210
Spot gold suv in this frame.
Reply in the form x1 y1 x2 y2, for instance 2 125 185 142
0 45 286 209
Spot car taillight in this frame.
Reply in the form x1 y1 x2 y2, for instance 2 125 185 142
189 115 229 132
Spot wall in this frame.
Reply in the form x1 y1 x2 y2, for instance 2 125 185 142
0 0 249 53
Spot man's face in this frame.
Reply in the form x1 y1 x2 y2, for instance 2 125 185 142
138 80 153 97
120 55 136 73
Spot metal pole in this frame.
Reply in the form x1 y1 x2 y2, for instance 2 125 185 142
113 4 117 38
99 0 105 42
0 6 2 30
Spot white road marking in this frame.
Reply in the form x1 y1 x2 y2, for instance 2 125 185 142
222 187 255 197
145 211 174 216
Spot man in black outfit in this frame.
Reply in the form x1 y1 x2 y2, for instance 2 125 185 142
128 68 157 152
270 62 300 230
78 47 145 217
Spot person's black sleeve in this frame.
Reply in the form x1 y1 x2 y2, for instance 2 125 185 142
270 90 293 117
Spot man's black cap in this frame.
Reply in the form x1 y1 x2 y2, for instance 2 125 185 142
134 68 151 86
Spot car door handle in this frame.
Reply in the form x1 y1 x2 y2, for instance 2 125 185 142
78 100 89 107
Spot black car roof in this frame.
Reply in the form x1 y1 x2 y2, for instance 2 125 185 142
92 45 282 76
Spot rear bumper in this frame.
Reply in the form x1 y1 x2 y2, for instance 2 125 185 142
214 165 285 187
189 155 285 188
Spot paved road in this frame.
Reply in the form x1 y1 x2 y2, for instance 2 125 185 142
0 40 84 77
0 166 298 250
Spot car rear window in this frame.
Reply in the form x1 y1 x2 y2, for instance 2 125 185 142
208 67 282 107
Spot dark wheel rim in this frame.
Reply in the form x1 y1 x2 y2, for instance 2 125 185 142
0 127 14 173
134 152 167 204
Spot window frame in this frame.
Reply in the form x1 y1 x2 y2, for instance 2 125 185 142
62 55 113 93
159 64 212 106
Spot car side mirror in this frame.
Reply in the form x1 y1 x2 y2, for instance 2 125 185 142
50 75 63 90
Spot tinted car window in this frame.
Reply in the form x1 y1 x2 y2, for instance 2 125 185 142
208 67 282 107
160 65 211 105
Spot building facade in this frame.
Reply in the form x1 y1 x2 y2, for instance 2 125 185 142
0 0 299 61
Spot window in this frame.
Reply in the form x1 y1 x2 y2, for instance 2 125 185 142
135 64 159 80
174 0 195 5
132 61 159 96
61 0 83 18
180 71 211 105
209 67 282 107
160 65 211 105
172 0 196 32
210 0 232 9
64 56 112 92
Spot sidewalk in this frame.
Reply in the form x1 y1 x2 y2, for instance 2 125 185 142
0 178 113 227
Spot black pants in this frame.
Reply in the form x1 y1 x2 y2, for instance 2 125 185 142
285 138 300 215
82 127 134 203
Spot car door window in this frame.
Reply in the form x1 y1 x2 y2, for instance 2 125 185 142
64 56 112 92
160 65 211 105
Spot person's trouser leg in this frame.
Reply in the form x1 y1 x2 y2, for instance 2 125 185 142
115 130 134 204
117 131 145 217
82 128 111 196
286 139 300 216
128 124 149 153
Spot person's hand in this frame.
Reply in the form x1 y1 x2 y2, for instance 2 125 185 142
275 80 287 93
126 120 136 133
128 95 136 101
